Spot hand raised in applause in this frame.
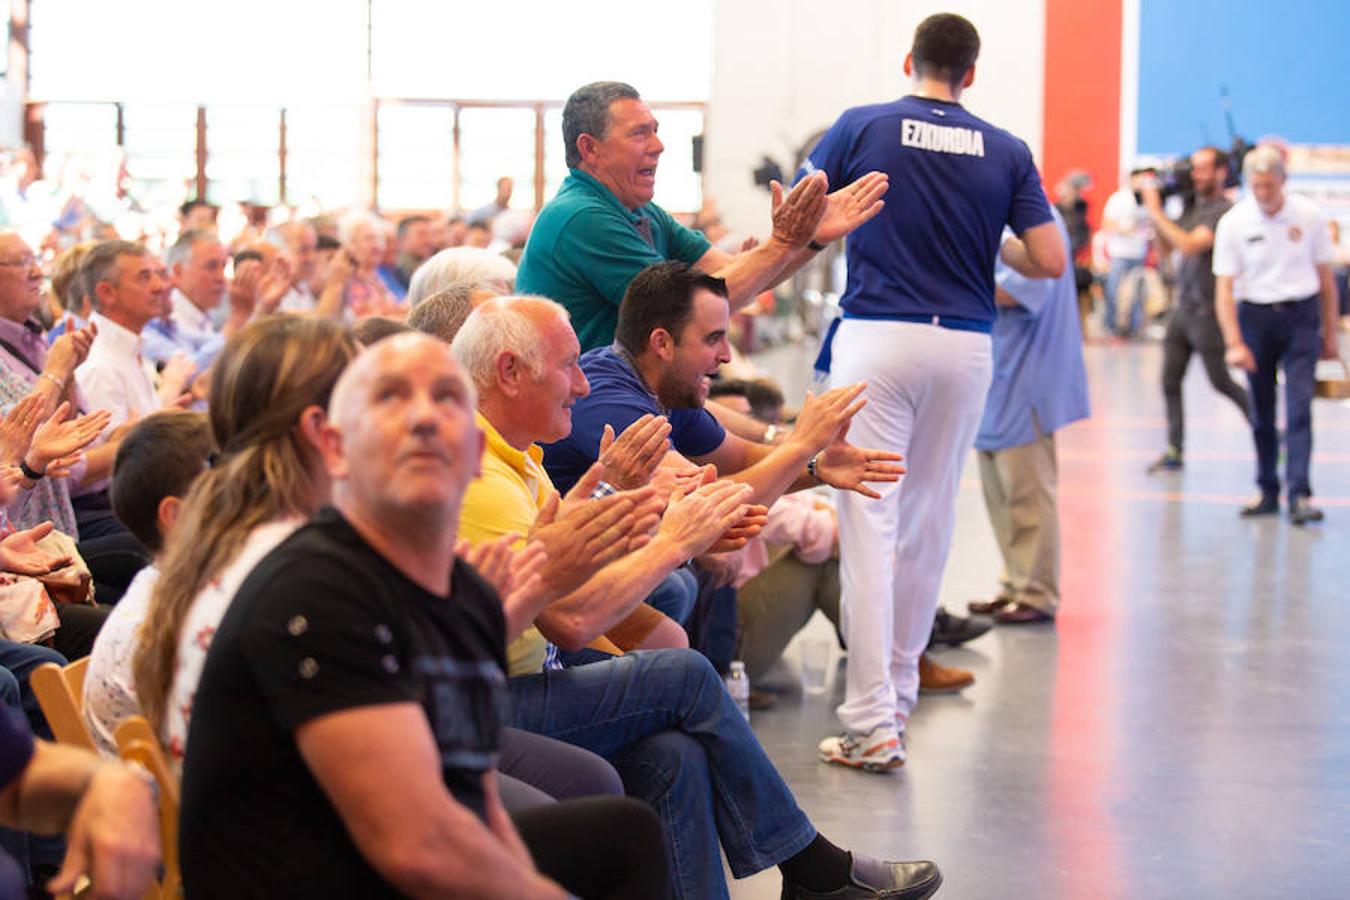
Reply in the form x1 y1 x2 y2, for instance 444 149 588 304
813 171 889 245
769 171 829 248
598 414 671 490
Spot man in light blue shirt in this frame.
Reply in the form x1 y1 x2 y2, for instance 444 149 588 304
971 208 1089 624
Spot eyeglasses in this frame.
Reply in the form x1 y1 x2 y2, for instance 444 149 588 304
0 256 38 269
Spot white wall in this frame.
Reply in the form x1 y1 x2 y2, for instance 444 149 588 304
706 0 1045 235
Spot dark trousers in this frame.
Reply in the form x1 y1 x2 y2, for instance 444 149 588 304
513 796 673 900
1162 306 1250 451
1237 298 1322 499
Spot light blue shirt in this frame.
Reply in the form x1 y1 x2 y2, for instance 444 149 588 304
975 208 1090 451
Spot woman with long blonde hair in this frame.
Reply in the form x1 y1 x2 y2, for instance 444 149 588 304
132 315 358 762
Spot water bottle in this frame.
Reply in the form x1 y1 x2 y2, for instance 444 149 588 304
726 660 750 721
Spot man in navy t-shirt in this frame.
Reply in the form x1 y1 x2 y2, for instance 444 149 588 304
804 13 1066 773
542 262 906 513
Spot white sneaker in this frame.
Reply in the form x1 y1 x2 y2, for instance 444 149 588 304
817 723 906 772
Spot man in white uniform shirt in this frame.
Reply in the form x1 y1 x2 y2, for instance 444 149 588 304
1213 145 1342 524
75 241 167 427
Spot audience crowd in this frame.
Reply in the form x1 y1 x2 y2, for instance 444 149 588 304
0 14 1341 899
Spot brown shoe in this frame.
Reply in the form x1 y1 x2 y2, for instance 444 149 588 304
748 689 778 711
967 595 1014 615
993 602 1055 625
918 654 974 693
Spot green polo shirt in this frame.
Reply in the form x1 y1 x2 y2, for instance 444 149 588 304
517 169 712 351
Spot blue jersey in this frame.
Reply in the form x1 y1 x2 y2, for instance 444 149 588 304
802 95 1053 324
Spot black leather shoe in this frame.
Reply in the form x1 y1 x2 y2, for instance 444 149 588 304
1239 494 1280 518
927 607 991 648
1289 496 1325 526
781 856 942 899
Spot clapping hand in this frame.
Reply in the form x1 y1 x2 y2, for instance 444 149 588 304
598 414 671 490
0 521 73 575
814 171 889 245
769 171 829 248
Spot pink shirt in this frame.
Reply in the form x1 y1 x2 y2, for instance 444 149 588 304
734 492 837 588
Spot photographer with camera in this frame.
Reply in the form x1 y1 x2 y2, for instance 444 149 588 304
1140 146 1250 473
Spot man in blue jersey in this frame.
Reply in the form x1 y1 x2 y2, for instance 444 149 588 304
804 12 1066 771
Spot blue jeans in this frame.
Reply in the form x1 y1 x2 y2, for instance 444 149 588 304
1238 298 1322 499
1104 256 1146 336
508 648 815 899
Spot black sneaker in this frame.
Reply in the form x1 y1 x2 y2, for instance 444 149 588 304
1289 496 1325 526
1239 494 1280 517
1146 448 1183 473
927 607 991 649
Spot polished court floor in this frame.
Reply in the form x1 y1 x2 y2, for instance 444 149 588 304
728 339 1350 899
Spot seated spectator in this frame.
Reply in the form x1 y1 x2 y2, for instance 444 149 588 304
406 245 518 308
338 211 397 317
708 380 842 683
74 241 178 427
44 241 96 345
0 700 159 899
145 230 225 368
179 333 670 899
451 297 939 898
351 315 412 346
265 220 334 316
452 296 704 669
407 284 476 343
467 176 514 227
389 214 436 294
83 410 213 756
542 262 903 505
132 316 358 767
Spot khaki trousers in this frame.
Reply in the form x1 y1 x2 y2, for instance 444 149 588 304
734 553 840 683
977 426 1060 616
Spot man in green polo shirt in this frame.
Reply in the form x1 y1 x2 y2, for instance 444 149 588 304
519 80 889 351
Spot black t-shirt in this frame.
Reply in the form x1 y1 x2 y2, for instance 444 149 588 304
1175 194 1233 314
179 508 509 899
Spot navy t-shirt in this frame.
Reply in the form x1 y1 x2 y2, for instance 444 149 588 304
542 345 726 495
801 95 1053 324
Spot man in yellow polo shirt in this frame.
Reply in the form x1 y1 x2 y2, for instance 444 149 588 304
450 294 942 900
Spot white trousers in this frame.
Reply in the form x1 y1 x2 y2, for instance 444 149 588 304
831 319 992 733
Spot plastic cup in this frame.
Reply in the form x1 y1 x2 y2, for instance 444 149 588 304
800 638 831 694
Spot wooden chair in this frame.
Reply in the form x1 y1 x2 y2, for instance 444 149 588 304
115 716 181 900
31 657 96 752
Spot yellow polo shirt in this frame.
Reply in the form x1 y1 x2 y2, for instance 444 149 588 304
458 412 554 676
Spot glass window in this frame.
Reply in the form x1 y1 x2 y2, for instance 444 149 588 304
285 106 366 212
121 104 198 208
457 107 536 215
377 104 454 211
40 103 118 158
205 107 281 207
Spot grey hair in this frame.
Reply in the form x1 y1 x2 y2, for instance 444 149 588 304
563 81 641 168
408 284 476 344
450 294 570 390
407 247 517 307
1243 145 1286 181
164 228 219 268
337 210 386 248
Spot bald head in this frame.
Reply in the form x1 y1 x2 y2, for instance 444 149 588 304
330 332 474 428
325 331 483 528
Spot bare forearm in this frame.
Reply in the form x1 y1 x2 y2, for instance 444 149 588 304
78 441 117 484
316 281 345 319
538 536 688 648
1320 267 1340 343
719 440 813 507
483 773 535 868
1215 278 1241 346
0 742 97 833
711 239 798 311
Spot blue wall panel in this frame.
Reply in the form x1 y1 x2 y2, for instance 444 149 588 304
1137 0 1350 155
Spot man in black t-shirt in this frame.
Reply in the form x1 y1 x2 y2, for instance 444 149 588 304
180 334 667 899
1141 147 1250 472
